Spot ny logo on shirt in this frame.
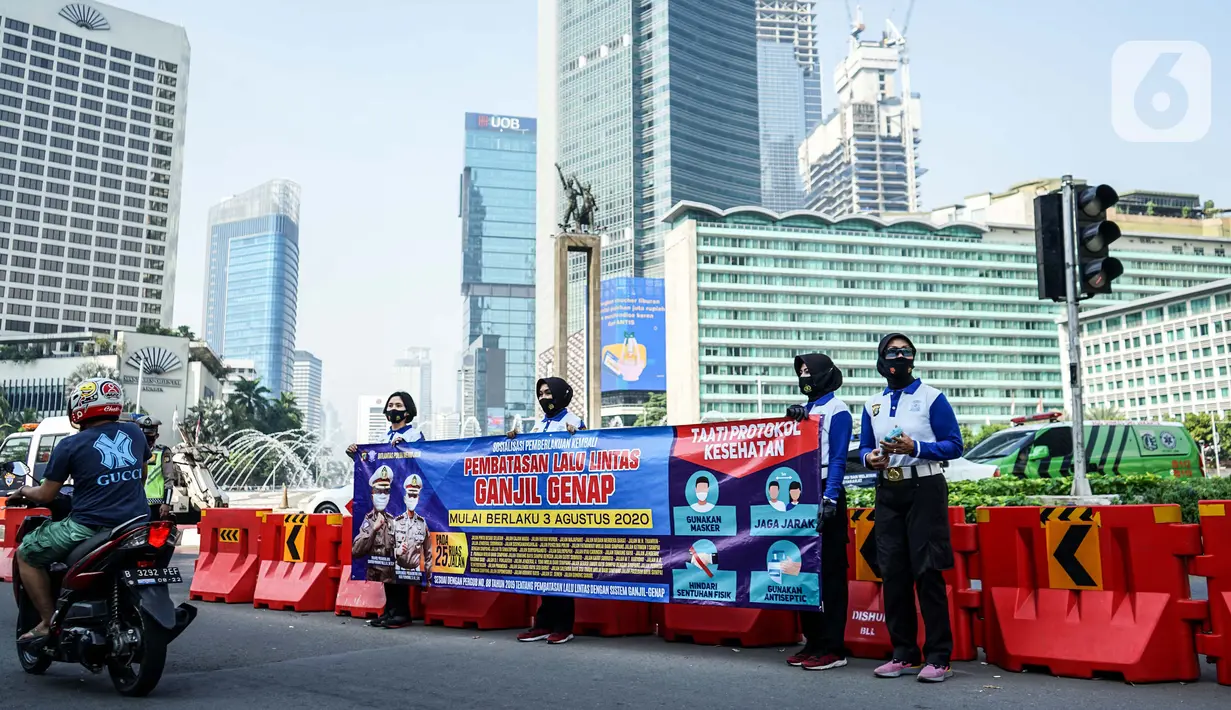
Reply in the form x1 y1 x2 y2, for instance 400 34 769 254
94 431 138 469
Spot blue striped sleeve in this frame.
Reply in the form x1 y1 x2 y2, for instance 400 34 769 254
917 393 963 461
823 409 852 500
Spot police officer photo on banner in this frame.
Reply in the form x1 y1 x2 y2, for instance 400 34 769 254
859 334 963 683
784 353 851 672
508 376 586 645
393 473 432 583
348 391 425 630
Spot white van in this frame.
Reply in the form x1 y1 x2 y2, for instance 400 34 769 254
0 416 75 493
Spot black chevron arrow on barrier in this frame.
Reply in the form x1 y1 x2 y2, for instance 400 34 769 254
1053 524 1095 587
286 525 302 561
859 530 878 577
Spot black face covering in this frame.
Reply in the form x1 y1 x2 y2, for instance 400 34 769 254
537 377 573 416
876 333 917 390
794 353 843 401
384 392 417 426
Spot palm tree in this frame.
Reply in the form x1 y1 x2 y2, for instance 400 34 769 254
0 391 39 438
1085 404 1126 421
227 377 271 431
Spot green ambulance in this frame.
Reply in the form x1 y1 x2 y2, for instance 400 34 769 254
964 413 1205 479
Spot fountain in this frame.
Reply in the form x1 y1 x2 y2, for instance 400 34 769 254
203 428 343 490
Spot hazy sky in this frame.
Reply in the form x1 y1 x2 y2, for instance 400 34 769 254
102 0 1227 439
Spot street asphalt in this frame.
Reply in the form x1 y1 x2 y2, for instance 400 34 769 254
0 552 1226 708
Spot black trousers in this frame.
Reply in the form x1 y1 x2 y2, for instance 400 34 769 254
800 489 849 656
534 595 575 634
383 583 410 618
873 473 954 666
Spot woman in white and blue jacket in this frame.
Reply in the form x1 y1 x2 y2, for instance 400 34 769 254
508 377 585 645
859 333 963 683
784 353 851 672
346 391 424 630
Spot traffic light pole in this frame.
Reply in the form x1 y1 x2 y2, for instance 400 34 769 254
1061 175 1091 497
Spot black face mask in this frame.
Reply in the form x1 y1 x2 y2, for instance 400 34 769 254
539 397 557 415
795 354 842 401
385 409 408 425
877 355 915 390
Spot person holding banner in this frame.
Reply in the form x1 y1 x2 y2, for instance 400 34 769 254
784 353 851 672
347 391 425 630
859 334 962 683
510 377 586 644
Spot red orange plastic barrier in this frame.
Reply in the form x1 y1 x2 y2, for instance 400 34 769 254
0 506 49 582
1193 500 1231 685
659 605 800 647
978 504 1207 682
189 508 268 603
842 506 980 662
574 599 653 637
253 513 344 612
334 535 386 619
423 588 533 630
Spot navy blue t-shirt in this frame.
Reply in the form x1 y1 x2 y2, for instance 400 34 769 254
45 421 151 528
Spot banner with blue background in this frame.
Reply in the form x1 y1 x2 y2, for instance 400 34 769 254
351 417 823 610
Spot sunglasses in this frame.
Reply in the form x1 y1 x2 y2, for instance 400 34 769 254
884 347 915 359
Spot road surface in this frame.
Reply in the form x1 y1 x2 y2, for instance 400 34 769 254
0 553 1225 708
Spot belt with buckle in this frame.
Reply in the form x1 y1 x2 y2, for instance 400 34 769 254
882 463 944 482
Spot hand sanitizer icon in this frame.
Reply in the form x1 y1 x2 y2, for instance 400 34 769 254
769 551 783 584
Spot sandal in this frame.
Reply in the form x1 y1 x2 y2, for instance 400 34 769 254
18 626 49 643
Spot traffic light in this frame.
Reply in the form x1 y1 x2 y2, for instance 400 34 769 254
1034 192 1065 301
1033 182 1123 301
1074 184 1122 295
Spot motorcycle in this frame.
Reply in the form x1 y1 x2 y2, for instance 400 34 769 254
6 462 198 697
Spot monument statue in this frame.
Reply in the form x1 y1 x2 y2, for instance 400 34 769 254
555 163 598 233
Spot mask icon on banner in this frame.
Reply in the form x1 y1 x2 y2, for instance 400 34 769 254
372 493 390 512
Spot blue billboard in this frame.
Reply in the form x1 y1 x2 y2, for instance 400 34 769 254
600 277 666 392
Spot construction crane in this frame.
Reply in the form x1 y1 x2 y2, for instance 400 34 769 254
843 0 865 50
884 0 918 213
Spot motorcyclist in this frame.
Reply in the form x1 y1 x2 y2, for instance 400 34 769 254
13 378 150 642
136 415 175 521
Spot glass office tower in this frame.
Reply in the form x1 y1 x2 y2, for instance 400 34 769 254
460 113 536 433
203 179 300 395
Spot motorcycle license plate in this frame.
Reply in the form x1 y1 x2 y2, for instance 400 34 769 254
120 567 182 587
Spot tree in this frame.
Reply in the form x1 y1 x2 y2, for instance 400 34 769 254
1205 199 1220 218
1182 205 1192 219
136 323 197 340
964 423 1008 452
226 377 271 431
185 399 233 445
67 360 120 388
0 390 39 438
1085 404 1125 421
1145 200 1156 216
262 392 304 434
633 393 668 427
1182 412 1231 460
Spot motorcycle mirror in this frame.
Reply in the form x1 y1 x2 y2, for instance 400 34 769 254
4 460 30 479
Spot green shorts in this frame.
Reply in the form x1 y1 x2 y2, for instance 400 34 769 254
17 517 102 569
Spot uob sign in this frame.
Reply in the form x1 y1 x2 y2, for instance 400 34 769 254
479 115 521 131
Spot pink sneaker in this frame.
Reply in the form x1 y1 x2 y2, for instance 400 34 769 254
874 659 923 678
917 664 953 683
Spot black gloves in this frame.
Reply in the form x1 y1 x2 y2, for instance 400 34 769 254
820 497 837 523
786 404 807 422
